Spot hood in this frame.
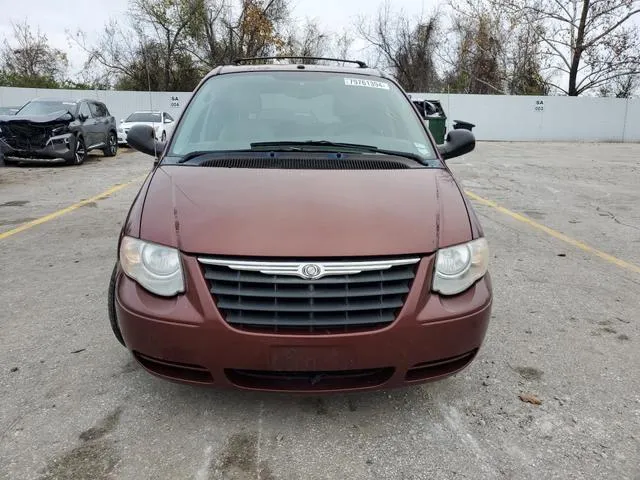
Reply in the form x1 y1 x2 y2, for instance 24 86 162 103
139 165 472 258
0 110 73 126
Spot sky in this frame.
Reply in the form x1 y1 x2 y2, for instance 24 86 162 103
0 0 441 77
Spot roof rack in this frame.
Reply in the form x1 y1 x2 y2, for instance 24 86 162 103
232 56 368 68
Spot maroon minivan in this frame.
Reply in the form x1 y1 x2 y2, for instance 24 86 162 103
108 57 492 392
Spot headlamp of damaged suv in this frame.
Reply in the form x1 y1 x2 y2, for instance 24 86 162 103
51 125 70 136
432 238 489 295
119 236 185 296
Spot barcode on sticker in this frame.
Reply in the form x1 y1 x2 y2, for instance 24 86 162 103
344 78 390 90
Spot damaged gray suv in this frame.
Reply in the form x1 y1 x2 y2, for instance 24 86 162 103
0 98 118 166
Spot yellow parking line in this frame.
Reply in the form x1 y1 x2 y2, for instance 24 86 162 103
465 190 640 275
0 176 146 241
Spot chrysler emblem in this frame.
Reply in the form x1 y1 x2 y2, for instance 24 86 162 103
299 263 324 279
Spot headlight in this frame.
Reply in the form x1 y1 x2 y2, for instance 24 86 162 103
432 238 489 295
119 236 185 296
51 125 69 136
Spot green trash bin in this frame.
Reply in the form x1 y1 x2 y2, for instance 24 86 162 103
412 100 447 144
425 115 447 144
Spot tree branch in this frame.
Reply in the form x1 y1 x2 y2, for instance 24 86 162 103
584 9 640 48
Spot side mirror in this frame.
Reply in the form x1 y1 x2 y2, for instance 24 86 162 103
127 124 166 158
78 113 87 122
437 129 475 160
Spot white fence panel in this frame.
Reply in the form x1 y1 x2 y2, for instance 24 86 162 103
1 86 638 142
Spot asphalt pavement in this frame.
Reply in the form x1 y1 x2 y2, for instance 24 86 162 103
1 143 639 480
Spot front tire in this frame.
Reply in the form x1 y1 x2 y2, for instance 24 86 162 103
108 262 126 347
103 132 118 157
68 136 86 165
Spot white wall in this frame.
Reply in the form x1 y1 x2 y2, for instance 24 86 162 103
408 93 639 142
1 86 638 142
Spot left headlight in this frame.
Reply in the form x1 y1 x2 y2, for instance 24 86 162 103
119 236 185 297
51 125 69 136
432 237 489 296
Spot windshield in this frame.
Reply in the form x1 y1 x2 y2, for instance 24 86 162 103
169 71 436 160
125 112 161 123
17 100 76 116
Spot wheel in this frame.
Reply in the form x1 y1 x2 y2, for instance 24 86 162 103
103 132 118 157
160 131 166 142
68 136 87 165
108 262 126 347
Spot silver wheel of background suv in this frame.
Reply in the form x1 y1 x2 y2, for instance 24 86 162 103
103 132 118 157
72 136 87 165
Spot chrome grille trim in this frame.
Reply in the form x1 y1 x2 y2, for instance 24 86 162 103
196 257 421 280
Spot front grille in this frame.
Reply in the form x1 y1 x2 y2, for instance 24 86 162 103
199 258 420 333
3 124 53 149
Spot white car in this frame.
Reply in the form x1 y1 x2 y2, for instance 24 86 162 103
117 111 175 145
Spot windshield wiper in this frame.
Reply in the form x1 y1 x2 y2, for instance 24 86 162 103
176 149 252 163
250 140 427 164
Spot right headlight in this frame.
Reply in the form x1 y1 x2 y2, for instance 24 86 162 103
432 237 489 296
119 236 185 297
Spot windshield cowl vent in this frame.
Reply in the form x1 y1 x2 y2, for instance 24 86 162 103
198 157 412 170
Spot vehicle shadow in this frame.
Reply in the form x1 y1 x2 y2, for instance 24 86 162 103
3 152 119 168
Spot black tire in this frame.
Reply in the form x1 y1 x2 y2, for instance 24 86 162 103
108 262 126 347
68 135 87 165
103 131 118 157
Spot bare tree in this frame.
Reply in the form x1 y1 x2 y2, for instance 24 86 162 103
0 21 68 88
71 0 206 91
132 0 204 89
441 9 505 93
332 32 355 60
493 0 640 96
442 0 548 95
71 20 141 86
182 0 293 66
275 19 330 63
358 1 442 91
599 74 639 97
69 0 331 90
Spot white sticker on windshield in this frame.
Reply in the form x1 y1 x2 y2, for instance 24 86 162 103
414 142 430 156
344 78 390 90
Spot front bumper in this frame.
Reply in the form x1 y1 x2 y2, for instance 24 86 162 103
0 134 75 161
117 131 128 144
115 254 492 393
